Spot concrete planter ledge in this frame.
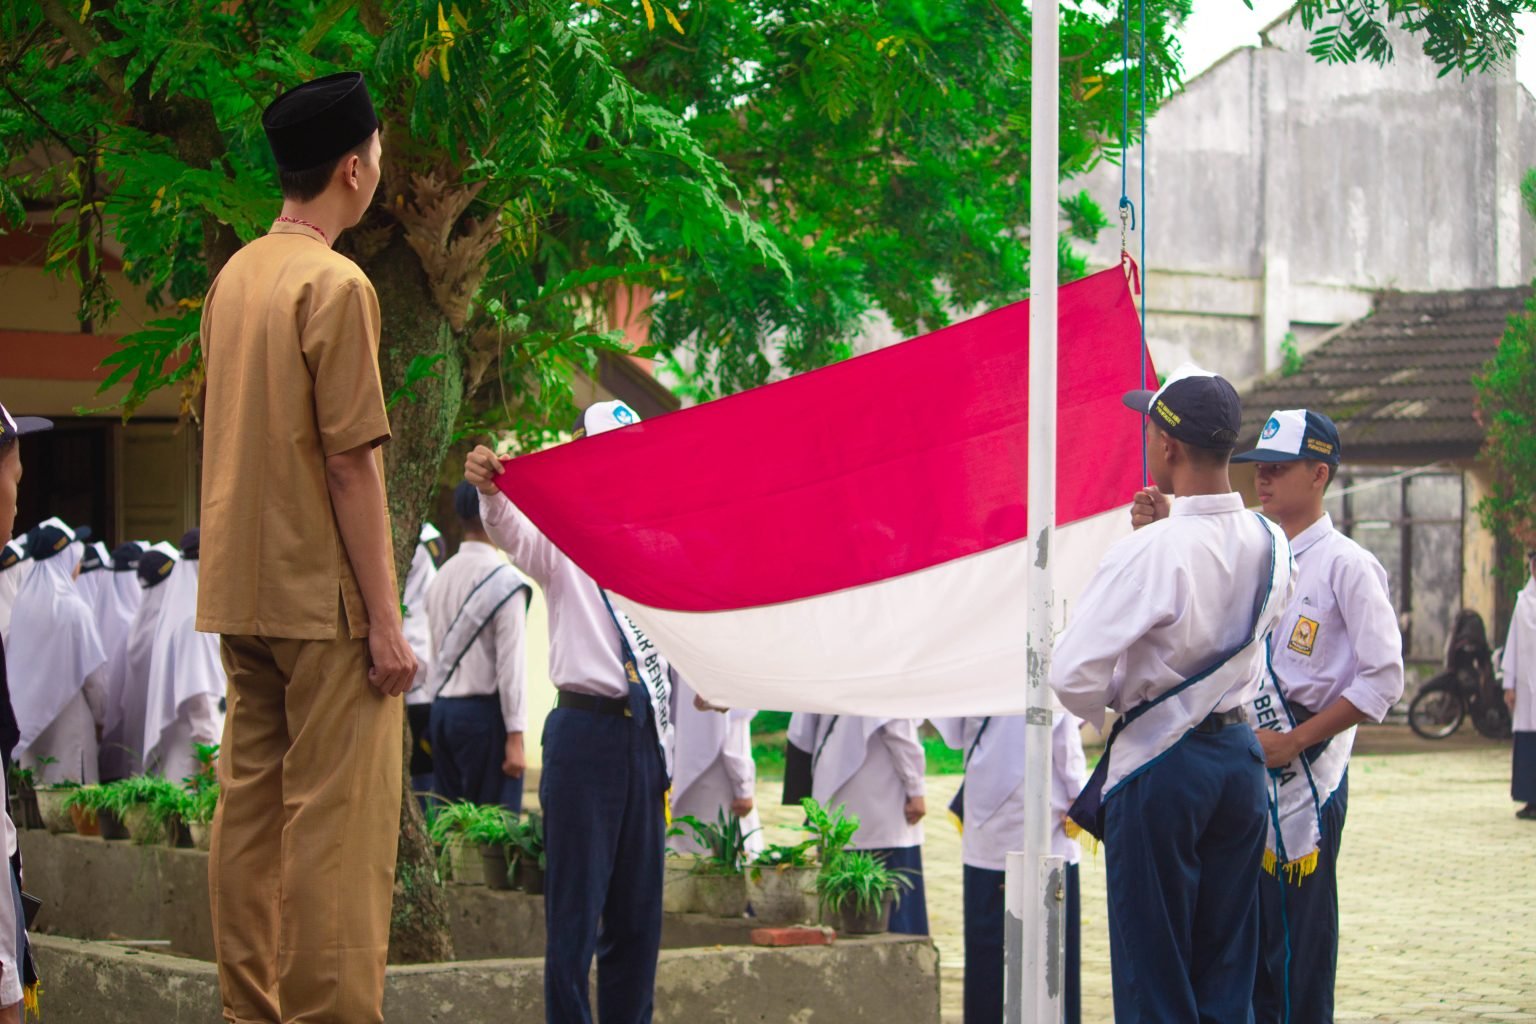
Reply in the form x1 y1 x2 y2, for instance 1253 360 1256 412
33 932 940 1023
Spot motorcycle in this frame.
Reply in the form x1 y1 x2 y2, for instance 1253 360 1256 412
1408 610 1512 741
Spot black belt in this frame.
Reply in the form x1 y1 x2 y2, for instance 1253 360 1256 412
557 690 632 718
1193 708 1248 734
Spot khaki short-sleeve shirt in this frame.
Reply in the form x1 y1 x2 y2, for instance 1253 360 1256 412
196 220 393 640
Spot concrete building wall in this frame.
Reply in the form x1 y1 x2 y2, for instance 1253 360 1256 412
1078 16 1536 386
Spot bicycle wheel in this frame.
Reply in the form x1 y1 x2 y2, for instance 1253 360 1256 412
1409 679 1465 740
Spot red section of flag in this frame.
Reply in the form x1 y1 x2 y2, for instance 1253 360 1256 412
495 267 1153 613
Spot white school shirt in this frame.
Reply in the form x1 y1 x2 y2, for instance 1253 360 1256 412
480 491 630 699
1052 492 1296 731
423 540 529 732
402 540 438 707
1266 513 1404 722
795 714 926 851
938 714 1088 871
668 678 761 856
1503 577 1536 733
0 768 19 1008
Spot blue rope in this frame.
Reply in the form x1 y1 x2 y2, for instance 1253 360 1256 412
1119 0 1151 484
1268 771 1295 1024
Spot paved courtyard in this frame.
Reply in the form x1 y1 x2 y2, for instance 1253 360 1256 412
756 726 1535 1023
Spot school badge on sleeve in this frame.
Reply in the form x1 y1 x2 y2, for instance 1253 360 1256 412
1288 615 1320 656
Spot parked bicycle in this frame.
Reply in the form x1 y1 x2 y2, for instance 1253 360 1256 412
1408 610 1512 740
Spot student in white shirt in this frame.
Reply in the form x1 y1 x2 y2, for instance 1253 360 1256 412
668 677 760 857
403 523 442 799
936 712 1088 1024
1225 409 1404 1024
1052 366 1293 1024
423 484 530 813
1503 550 1536 820
787 712 929 935
11 519 109 785
466 401 674 1024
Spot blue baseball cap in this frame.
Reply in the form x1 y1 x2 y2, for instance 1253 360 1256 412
1233 409 1342 467
0 402 51 444
1122 363 1242 451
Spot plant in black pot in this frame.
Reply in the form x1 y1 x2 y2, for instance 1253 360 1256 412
184 782 219 851
7 761 44 830
511 812 546 895
816 850 912 935
148 783 197 848
465 807 518 891
670 809 758 918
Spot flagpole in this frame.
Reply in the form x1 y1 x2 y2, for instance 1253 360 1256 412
1005 1 1066 1022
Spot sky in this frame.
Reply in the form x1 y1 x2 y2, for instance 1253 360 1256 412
1178 1 1536 93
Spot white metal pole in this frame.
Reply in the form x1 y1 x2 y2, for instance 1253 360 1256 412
1005 0 1062 1021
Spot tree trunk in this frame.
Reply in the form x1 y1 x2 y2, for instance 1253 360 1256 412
362 227 466 964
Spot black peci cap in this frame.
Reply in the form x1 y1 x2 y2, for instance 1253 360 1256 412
110 542 146 572
1122 364 1242 452
262 72 379 173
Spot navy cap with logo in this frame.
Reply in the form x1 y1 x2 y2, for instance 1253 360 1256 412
0 537 26 571
137 543 179 589
1232 409 1342 467
1121 363 1243 451
180 528 201 561
262 72 379 173
110 542 146 572
26 517 75 562
79 541 110 574
0 401 52 446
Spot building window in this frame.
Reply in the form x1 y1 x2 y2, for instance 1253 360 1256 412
1325 469 1464 678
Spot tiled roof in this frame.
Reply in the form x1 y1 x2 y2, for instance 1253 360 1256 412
1238 286 1531 460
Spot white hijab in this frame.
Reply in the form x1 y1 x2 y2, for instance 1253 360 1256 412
788 712 890 805
672 677 755 804
74 541 111 615
93 546 145 665
402 528 439 703
11 519 107 755
0 538 30 643
142 550 224 765
102 542 178 778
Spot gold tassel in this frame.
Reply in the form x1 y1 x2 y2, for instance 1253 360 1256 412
23 982 39 1020
947 809 964 836
662 787 672 828
1262 847 1319 883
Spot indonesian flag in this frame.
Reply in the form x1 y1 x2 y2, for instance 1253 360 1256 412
495 266 1153 717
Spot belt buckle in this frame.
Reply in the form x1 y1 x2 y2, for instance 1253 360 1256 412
624 707 633 718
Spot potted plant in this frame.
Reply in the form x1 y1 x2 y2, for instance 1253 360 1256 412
510 812 546 895
427 801 488 885
184 782 219 851
35 778 81 835
7 762 44 830
662 849 699 914
816 850 913 935
465 807 518 891
108 776 180 845
670 809 758 918
91 781 131 840
62 784 112 837
799 797 859 867
148 784 197 848
748 839 819 924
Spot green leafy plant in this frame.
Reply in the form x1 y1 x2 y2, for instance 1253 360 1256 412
186 744 220 794
799 797 860 872
185 782 220 826
669 809 760 877
147 783 197 829
463 806 518 850
99 775 182 817
62 784 111 815
815 850 913 919
425 801 493 847
511 812 546 872
755 839 817 871
6 763 37 793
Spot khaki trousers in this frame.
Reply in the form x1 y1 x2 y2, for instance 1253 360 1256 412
210 629 402 1024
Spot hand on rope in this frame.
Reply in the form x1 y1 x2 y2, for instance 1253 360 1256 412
1129 485 1169 530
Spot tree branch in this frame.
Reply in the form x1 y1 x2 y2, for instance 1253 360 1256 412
297 0 358 54
36 0 125 97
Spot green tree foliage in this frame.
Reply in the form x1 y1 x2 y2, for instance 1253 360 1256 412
1475 170 1536 580
1288 0 1535 76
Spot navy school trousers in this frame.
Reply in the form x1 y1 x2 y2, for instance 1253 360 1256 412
427 694 524 814
1253 769 1349 1024
540 683 666 1024
963 862 1080 1024
1104 723 1269 1024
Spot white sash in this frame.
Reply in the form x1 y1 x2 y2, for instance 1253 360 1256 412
603 592 675 781
1102 514 1289 797
429 564 530 697
1250 647 1354 880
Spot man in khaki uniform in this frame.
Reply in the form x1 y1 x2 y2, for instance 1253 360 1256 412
196 72 416 1024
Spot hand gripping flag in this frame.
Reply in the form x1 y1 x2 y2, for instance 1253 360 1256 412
495 267 1154 717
